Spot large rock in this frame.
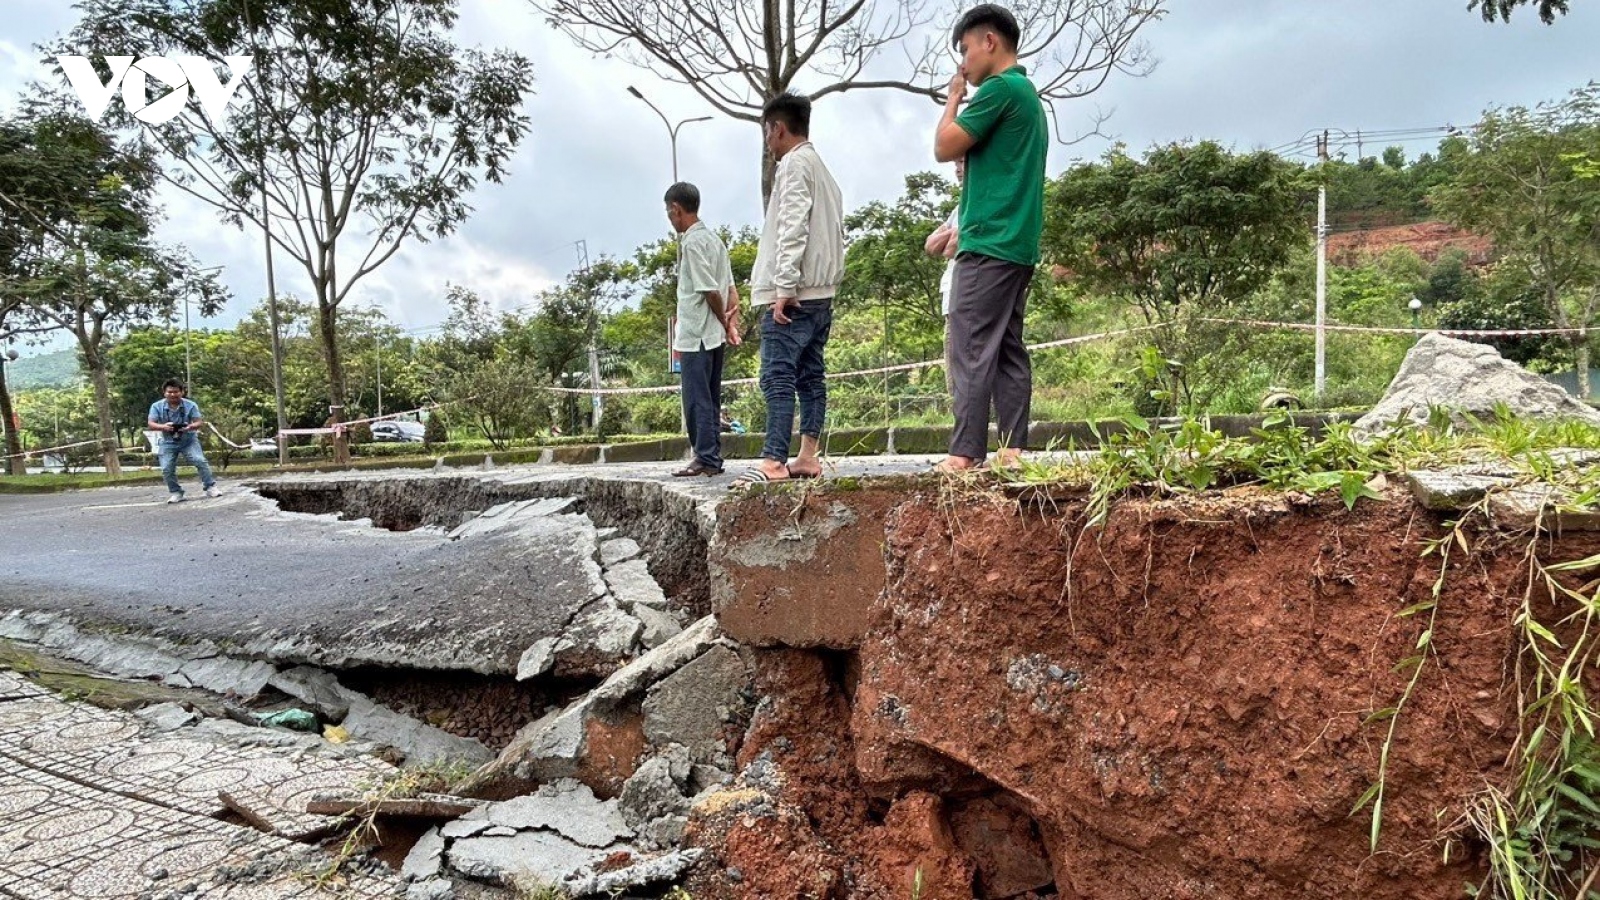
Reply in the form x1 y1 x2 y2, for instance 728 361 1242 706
1354 332 1600 435
643 645 753 766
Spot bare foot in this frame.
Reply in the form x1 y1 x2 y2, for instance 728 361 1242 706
991 448 1023 469
787 458 822 479
934 455 982 474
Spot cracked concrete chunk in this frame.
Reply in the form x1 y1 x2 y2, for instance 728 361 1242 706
516 637 565 681
134 702 198 732
447 498 577 540
619 753 691 829
599 537 643 567
440 819 491 839
591 616 721 707
407 877 455 900
176 656 277 697
445 829 612 886
643 645 752 765
604 558 668 611
341 694 492 768
641 814 688 849
464 618 722 799
561 848 704 898
403 826 446 882
1407 470 1512 511
557 597 644 674
635 605 683 649
485 778 633 848
267 666 352 720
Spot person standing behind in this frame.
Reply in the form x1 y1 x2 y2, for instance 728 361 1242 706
933 4 1047 473
665 182 740 477
924 157 966 396
736 91 845 487
147 379 220 503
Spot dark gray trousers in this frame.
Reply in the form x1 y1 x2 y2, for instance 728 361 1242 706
680 344 725 470
948 252 1033 459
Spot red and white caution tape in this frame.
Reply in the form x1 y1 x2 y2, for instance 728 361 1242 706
1202 317 1589 338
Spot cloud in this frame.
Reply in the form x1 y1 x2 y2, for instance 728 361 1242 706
3 0 1598 353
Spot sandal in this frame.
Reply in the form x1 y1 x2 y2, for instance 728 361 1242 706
730 466 789 491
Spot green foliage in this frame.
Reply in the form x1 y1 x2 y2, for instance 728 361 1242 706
1045 141 1311 412
1469 0 1570 23
1 349 78 389
423 411 447 446
1431 83 1600 388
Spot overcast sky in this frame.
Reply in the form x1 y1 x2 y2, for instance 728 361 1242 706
1 0 1596 357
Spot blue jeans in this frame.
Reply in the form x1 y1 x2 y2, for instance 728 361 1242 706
759 300 832 462
159 434 215 495
679 344 725 470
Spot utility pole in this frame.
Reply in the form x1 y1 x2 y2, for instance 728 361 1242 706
1314 129 1329 403
576 240 603 432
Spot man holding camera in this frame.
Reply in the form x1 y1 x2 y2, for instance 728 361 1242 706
147 379 220 503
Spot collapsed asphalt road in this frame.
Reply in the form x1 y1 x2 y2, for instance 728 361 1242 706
0 457 938 677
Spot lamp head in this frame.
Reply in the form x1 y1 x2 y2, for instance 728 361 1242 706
1409 297 1423 312
3 349 17 362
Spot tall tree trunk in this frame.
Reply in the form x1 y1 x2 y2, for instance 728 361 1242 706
0 361 23 476
318 300 350 464
87 352 121 475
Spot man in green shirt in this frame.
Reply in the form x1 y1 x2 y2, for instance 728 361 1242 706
933 3 1047 473
665 181 740 477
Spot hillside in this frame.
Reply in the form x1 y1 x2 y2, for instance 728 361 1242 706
4 349 81 390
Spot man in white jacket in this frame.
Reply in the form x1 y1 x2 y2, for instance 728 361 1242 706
735 92 845 487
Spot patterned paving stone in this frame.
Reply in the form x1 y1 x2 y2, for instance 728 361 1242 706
0 669 49 701
220 755 396 840
0 764 404 899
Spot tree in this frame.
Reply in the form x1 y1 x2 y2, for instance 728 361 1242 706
2 107 226 474
838 171 954 374
60 0 535 463
1044 141 1309 412
1431 84 1600 397
536 0 1165 200
1469 0 1569 24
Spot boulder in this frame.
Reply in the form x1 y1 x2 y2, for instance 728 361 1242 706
1354 333 1600 435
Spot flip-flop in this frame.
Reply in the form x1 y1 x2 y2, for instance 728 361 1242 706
730 467 789 491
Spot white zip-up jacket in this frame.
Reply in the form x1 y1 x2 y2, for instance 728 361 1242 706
751 142 845 306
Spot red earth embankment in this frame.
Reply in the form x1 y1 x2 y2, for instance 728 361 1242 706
694 480 1598 900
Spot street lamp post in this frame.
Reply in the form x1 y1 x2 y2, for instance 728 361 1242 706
626 86 712 183
1409 296 1424 333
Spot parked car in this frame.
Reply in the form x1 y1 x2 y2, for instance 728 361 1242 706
369 421 426 443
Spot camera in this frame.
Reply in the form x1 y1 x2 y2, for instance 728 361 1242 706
168 421 189 436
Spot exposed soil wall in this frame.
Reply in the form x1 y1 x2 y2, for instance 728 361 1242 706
697 483 1600 900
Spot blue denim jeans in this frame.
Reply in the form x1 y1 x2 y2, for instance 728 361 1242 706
758 299 832 462
159 434 215 495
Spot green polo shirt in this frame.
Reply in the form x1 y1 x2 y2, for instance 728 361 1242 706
955 65 1047 267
